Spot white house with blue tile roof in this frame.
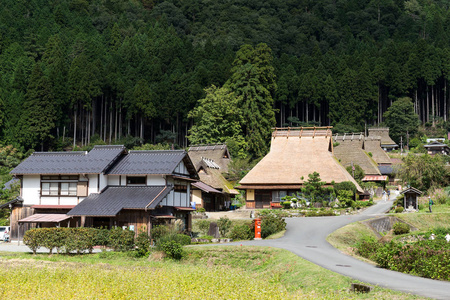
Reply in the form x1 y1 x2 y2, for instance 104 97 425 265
9 146 198 239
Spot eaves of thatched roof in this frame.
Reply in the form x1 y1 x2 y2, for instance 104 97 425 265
188 144 231 173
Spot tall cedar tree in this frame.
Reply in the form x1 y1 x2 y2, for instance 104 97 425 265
20 63 56 149
226 44 276 158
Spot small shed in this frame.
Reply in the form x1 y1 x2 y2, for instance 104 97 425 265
400 187 422 210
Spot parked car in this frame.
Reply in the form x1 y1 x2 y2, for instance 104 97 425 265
0 226 10 241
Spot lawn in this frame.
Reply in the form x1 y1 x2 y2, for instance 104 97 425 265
0 247 423 299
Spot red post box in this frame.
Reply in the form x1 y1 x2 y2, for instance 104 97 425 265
254 218 262 240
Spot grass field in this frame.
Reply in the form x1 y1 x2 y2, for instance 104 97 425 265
0 246 423 299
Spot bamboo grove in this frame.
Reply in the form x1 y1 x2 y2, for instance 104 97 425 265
0 0 449 156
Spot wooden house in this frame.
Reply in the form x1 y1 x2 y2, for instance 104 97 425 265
238 127 363 209
364 136 395 184
9 146 198 239
188 145 238 211
424 141 450 156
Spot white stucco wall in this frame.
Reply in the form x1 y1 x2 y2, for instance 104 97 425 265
192 189 202 205
88 174 98 194
107 175 120 186
99 174 108 191
22 175 40 205
147 175 165 186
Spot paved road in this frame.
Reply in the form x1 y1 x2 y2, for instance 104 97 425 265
225 195 450 299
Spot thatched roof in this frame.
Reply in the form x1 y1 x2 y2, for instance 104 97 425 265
368 127 398 148
188 144 237 195
188 144 231 172
239 127 363 193
333 134 380 175
364 137 392 164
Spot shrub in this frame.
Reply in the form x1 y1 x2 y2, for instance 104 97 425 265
150 225 170 240
195 207 206 213
217 217 232 237
337 190 354 208
109 228 135 251
253 213 286 239
23 228 42 255
65 228 97 254
305 210 336 217
135 231 151 257
159 241 184 260
354 236 380 260
40 228 67 254
394 206 404 213
94 227 110 248
196 220 211 235
197 235 214 240
157 233 191 247
334 181 357 195
282 201 291 209
393 222 410 235
229 224 252 240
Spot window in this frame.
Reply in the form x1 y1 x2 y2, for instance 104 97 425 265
42 182 59 196
272 190 287 202
127 176 146 185
60 182 77 196
41 175 79 196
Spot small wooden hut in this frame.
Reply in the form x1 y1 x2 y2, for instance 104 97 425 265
400 187 422 211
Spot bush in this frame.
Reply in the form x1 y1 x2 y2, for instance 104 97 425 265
94 227 110 247
64 228 97 254
217 217 232 237
355 236 381 260
229 224 252 240
305 210 336 217
23 228 42 255
159 241 184 260
337 190 354 208
157 233 191 247
195 207 206 213
395 206 404 213
334 181 357 195
109 228 135 251
135 231 151 257
150 225 170 240
253 213 286 239
40 228 67 254
196 220 211 235
393 222 410 235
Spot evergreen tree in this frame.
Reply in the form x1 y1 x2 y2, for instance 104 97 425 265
19 63 56 149
226 44 276 158
383 97 419 144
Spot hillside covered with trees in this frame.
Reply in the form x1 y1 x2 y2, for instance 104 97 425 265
0 0 449 157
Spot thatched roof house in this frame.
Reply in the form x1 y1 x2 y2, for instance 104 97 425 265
238 127 363 209
368 127 398 151
188 144 237 211
333 133 380 176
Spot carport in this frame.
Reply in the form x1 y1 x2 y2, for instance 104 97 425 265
17 214 72 245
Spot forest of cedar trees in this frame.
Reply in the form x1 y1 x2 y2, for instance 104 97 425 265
0 0 450 158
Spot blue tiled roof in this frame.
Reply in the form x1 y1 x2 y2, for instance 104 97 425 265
10 146 126 175
67 186 172 216
107 150 190 175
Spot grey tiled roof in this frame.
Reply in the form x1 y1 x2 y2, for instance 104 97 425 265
378 165 394 175
67 186 172 216
107 150 189 175
10 146 126 175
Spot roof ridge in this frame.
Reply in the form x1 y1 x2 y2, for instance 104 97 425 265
91 145 126 149
128 150 185 153
33 151 87 156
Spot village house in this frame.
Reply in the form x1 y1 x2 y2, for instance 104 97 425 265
238 127 363 209
188 144 239 211
364 136 395 184
8 146 198 239
423 141 450 156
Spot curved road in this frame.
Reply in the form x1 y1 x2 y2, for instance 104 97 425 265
229 197 450 299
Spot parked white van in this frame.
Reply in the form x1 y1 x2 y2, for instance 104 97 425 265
0 226 10 241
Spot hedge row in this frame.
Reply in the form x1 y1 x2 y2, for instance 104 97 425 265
23 227 135 254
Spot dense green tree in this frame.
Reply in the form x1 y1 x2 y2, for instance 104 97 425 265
226 44 276 157
397 153 448 191
188 85 247 158
383 97 420 144
19 63 57 149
